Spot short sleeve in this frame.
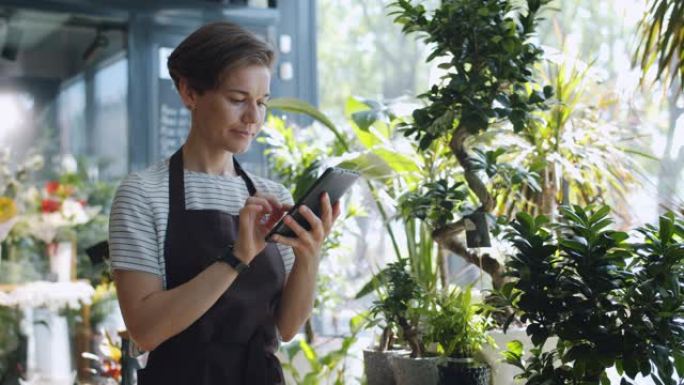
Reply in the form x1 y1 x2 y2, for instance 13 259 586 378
108 174 162 277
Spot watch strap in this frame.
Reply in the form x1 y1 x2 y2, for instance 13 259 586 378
217 245 249 273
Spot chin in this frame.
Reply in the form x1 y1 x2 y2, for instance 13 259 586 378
224 142 251 155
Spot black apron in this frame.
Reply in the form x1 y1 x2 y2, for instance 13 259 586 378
137 147 286 385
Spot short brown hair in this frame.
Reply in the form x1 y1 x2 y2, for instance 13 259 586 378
167 21 275 93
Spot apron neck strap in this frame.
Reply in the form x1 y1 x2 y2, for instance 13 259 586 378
233 156 257 196
169 147 258 214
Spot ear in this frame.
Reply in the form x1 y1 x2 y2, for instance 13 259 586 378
177 77 198 110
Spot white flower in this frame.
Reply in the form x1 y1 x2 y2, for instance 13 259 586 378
22 154 44 172
1 281 94 310
20 199 100 243
60 199 89 224
60 154 78 174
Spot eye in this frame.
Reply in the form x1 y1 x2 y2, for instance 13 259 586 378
230 98 246 104
258 100 269 108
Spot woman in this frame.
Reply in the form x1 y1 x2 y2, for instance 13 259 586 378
109 22 340 384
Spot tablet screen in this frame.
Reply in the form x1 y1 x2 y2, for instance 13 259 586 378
266 167 360 240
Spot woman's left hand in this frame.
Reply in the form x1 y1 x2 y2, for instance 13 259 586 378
271 192 341 267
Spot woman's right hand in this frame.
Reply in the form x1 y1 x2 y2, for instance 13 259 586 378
234 193 289 264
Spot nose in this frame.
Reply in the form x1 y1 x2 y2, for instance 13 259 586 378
241 101 261 125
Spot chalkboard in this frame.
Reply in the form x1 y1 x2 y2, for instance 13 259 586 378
158 77 190 159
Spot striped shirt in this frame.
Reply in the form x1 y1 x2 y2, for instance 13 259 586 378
108 159 295 289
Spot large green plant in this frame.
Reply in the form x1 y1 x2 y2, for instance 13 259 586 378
384 0 553 289
496 206 684 385
269 97 453 291
620 213 684 383
258 115 361 343
490 56 643 220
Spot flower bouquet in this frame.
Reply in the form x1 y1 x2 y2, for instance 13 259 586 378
0 151 44 283
19 179 100 282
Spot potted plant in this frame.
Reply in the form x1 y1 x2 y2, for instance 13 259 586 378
387 0 553 289
495 205 684 384
422 285 494 385
267 95 452 384
365 258 426 385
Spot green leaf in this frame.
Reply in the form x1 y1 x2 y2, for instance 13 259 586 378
610 232 629 243
355 268 389 299
515 211 535 232
507 340 524 356
302 372 319 385
600 372 611 385
269 97 349 150
336 152 395 184
589 206 611 223
623 355 639 379
300 339 319 366
674 351 684 377
659 215 674 243
352 124 383 150
349 313 367 334
373 147 421 182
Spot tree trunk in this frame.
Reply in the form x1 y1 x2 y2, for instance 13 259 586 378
431 125 503 289
397 316 424 358
437 245 449 289
377 326 393 352
449 126 496 212
432 228 504 290
305 318 315 344
540 165 557 216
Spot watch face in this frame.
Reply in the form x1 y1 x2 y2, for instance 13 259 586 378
236 263 248 273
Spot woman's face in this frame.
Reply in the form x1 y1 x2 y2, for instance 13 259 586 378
190 64 271 154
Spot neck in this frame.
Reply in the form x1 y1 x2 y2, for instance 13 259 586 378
182 134 236 176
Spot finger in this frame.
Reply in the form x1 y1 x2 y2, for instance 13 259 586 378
262 204 292 229
240 204 264 225
299 205 324 240
332 201 342 221
283 214 314 243
245 196 274 213
270 234 303 249
320 193 333 232
240 204 264 231
254 192 283 211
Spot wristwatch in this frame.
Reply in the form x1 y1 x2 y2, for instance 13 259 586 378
216 245 249 274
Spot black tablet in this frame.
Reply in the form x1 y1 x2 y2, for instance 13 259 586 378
266 167 360 241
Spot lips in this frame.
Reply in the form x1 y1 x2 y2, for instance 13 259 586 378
231 130 254 138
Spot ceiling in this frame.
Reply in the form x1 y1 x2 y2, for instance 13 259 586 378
0 7 127 81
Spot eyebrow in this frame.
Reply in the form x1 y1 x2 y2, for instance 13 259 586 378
226 89 270 98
